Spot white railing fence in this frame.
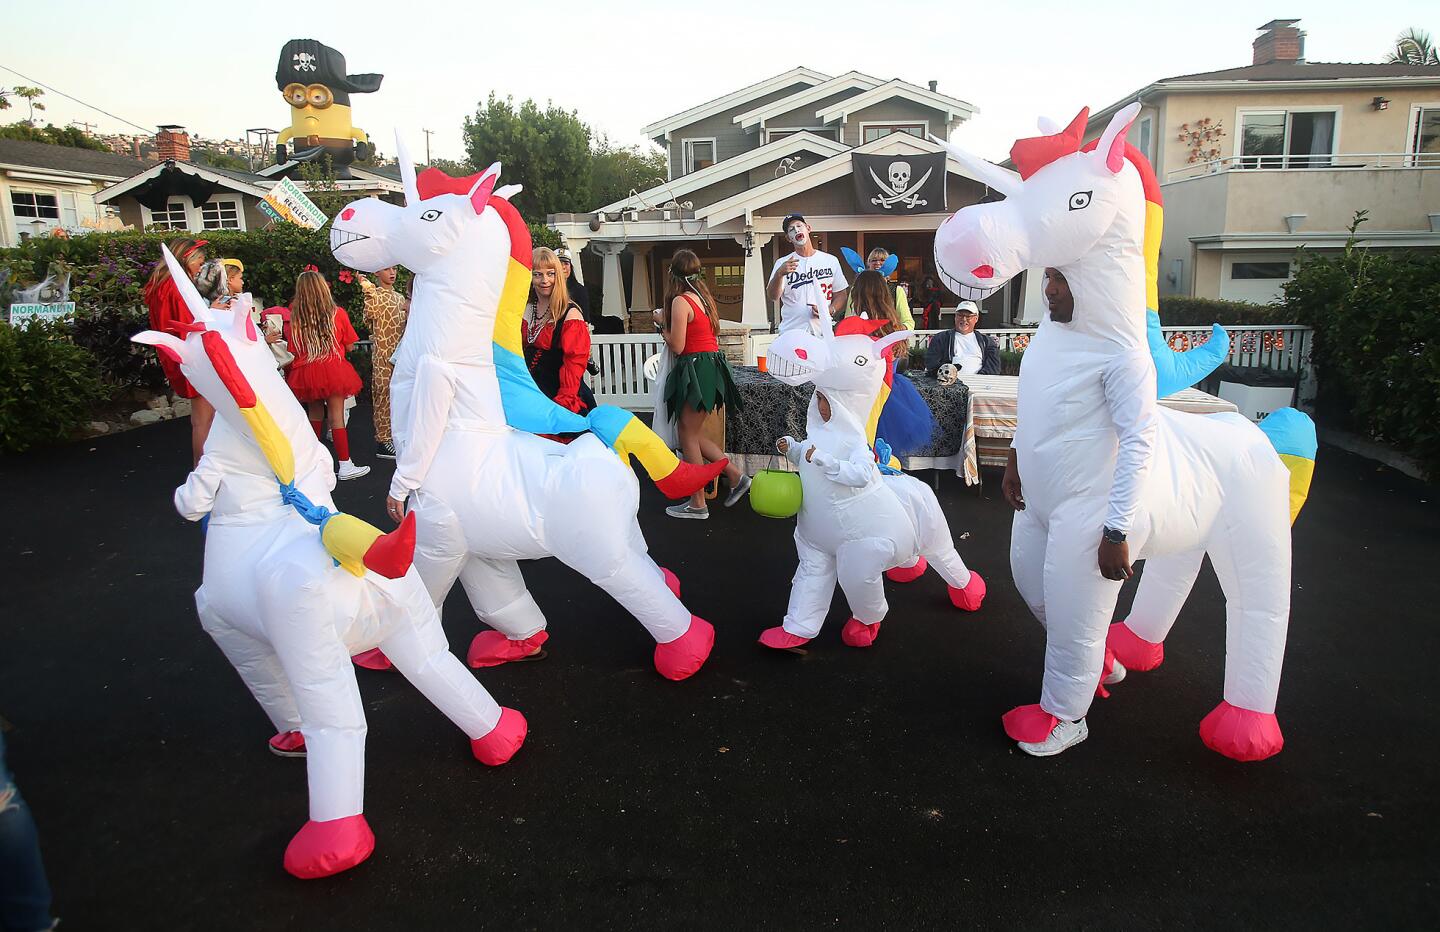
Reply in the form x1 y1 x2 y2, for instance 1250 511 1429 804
1165 151 1440 182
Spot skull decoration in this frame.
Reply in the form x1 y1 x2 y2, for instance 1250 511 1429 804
936 362 959 386
293 51 317 71
888 161 912 194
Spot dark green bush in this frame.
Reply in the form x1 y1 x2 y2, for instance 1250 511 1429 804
1280 229 1440 478
0 320 106 453
70 306 166 393
1158 295 1288 326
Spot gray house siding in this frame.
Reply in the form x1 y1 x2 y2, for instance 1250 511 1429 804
667 82 814 178
762 88 868 134
841 99 951 146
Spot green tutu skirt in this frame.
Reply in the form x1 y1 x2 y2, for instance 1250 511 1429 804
663 351 744 421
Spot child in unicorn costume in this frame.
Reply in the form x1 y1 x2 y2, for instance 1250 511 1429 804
330 140 724 681
932 104 1315 760
758 314 987 650
132 249 526 880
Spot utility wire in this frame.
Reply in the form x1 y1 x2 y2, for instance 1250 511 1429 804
0 63 155 134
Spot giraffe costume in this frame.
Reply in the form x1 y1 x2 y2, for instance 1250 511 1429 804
360 275 407 445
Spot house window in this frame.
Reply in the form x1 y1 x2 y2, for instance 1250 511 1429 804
1239 110 1336 168
681 138 716 174
60 192 80 228
1230 261 1291 280
1137 116 1153 162
11 191 60 221
1410 106 1440 162
862 123 926 143
201 199 241 230
148 199 189 230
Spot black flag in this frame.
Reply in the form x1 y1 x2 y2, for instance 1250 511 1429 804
852 151 947 215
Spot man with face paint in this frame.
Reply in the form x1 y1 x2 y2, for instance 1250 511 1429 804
766 213 849 335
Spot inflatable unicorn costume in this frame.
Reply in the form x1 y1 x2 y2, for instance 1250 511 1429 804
330 140 723 681
758 315 986 650
933 104 1315 760
133 248 525 879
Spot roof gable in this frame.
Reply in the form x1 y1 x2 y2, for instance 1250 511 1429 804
732 71 885 129
641 67 831 140
815 79 978 125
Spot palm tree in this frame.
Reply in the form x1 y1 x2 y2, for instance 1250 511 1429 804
1386 28 1440 65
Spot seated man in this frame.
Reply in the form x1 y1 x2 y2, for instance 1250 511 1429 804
924 300 1000 376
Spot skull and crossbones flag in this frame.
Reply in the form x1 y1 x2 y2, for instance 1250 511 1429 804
852 152 947 214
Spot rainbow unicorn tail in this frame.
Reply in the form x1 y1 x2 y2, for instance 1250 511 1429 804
586 405 727 499
1256 407 1316 524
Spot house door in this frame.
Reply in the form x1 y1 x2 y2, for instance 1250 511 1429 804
701 259 746 322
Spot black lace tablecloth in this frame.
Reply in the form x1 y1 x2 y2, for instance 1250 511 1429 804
726 366 968 457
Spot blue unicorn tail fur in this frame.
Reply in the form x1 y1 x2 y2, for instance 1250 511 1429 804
876 369 935 455
1256 407 1317 525
1148 310 1230 398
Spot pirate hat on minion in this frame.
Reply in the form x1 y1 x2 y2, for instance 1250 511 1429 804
275 39 383 107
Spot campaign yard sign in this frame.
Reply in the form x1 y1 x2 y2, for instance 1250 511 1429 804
8 302 76 325
259 178 329 230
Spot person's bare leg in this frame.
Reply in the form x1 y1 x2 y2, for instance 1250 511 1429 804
696 432 741 486
678 406 707 510
190 396 215 466
326 396 345 430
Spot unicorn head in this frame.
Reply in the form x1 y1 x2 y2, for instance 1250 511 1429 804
933 102 1148 348
767 313 911 439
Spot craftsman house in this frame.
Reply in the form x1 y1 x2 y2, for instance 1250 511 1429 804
549 69 1020 331
0 139 150 246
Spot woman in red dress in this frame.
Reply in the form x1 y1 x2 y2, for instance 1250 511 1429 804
282 270 369 480
522 247 594 417
143 237 214 464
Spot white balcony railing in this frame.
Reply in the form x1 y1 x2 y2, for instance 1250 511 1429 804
1165 152 1440 183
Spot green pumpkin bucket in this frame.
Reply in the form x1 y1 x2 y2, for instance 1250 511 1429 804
749 468 802 519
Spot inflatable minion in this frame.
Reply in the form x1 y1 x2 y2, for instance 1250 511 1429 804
275 39 383 176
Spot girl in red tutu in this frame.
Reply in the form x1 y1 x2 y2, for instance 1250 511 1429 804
283 270 370 480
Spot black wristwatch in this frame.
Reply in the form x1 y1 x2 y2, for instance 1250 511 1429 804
1102 526 1127 544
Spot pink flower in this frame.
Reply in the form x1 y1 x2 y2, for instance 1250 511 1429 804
338 269 354 284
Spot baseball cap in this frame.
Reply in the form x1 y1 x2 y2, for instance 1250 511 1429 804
781 213 806 234
555 248 574 265
221 258 244 273
955 300 980 315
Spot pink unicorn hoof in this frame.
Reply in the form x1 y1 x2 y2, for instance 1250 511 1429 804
468 630 549 668
840 617 881 648
885 557 927 584
471 707 528 765
1199 701 1284 762
1107 621 1164 671
661 567 681 599
284 815 375 879
351 648 393 671
758 626 811 651
948 571 987 612
1002 703 1059 743
654 617 714 681
268 730 306 758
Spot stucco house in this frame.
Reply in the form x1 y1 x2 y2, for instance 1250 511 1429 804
548 69 1019 331
1081 19 1440 304
0 138 151 246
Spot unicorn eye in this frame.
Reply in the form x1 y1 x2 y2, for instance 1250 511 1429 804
854 355 868 367
420 209 442 222
1068 191 1093 211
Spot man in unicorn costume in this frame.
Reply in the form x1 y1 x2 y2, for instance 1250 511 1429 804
932 104 1315 760
133 249 525 879
330 139 723 681
758 316 986 650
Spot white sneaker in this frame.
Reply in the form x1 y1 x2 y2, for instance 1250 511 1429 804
1103 658 1127 686
1017 718 1089 757
337 460 370 480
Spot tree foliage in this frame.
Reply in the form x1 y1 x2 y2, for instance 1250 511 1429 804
0 122 109 151
591 136 668 208
192 148 251 171
462 94 593 218
1386 27 1439 65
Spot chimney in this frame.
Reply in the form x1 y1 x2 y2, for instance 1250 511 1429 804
928 79 938 92
155 125 191 162
1253 19 1305 65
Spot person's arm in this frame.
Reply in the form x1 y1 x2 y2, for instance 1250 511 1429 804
335 309 359 350
776 436 803 465
924 332 949 375
1098 350 1159 577
388 354 457 507
809 444 876 488
894 286 915 331
664 296 689 355
555 308 591 413
174 450 226 521
980 334 1002 375
767 257 793 302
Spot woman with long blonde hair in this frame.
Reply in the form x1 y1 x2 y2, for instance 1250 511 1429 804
282 270 369 479
144 236 214 464
660 249 746 519
523 246 594 415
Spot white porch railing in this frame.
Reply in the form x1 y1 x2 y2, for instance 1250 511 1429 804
1165 152 1440 182
589 334 665 410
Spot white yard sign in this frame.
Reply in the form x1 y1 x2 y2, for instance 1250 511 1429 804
259 178 328 230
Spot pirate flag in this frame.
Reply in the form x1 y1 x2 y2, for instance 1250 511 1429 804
852 151 947 214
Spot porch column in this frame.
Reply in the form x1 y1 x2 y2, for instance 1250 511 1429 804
564 236 590 284
591 241 627 326
628 243 655 314
735 232 776 331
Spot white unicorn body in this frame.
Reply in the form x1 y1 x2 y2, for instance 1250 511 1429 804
933 104 1314 760
132 250 524 879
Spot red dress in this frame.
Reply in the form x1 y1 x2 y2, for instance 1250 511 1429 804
523 307 593 414
144 277 198 398
283 307 364 402
677 295 720 356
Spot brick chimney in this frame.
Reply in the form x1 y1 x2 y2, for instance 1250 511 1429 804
155 125 191 162
1253 19 1305 65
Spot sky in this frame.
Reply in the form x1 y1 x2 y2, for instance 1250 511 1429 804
2 1 1433 165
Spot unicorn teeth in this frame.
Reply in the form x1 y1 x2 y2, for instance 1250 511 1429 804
329 227 369 250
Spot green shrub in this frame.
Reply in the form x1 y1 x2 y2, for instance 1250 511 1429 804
1158 295 1288 326
0 320 106 453
1279 222 1440 478
999 350 1024 376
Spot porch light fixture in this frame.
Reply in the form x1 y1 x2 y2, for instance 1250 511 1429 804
1372 96 1390 111
743 228 755 257
588 215 603 232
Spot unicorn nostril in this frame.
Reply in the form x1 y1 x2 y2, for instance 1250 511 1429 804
340 208 355 221
971 264 995 280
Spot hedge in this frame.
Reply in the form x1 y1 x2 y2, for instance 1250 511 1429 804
1156 295 1288 326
